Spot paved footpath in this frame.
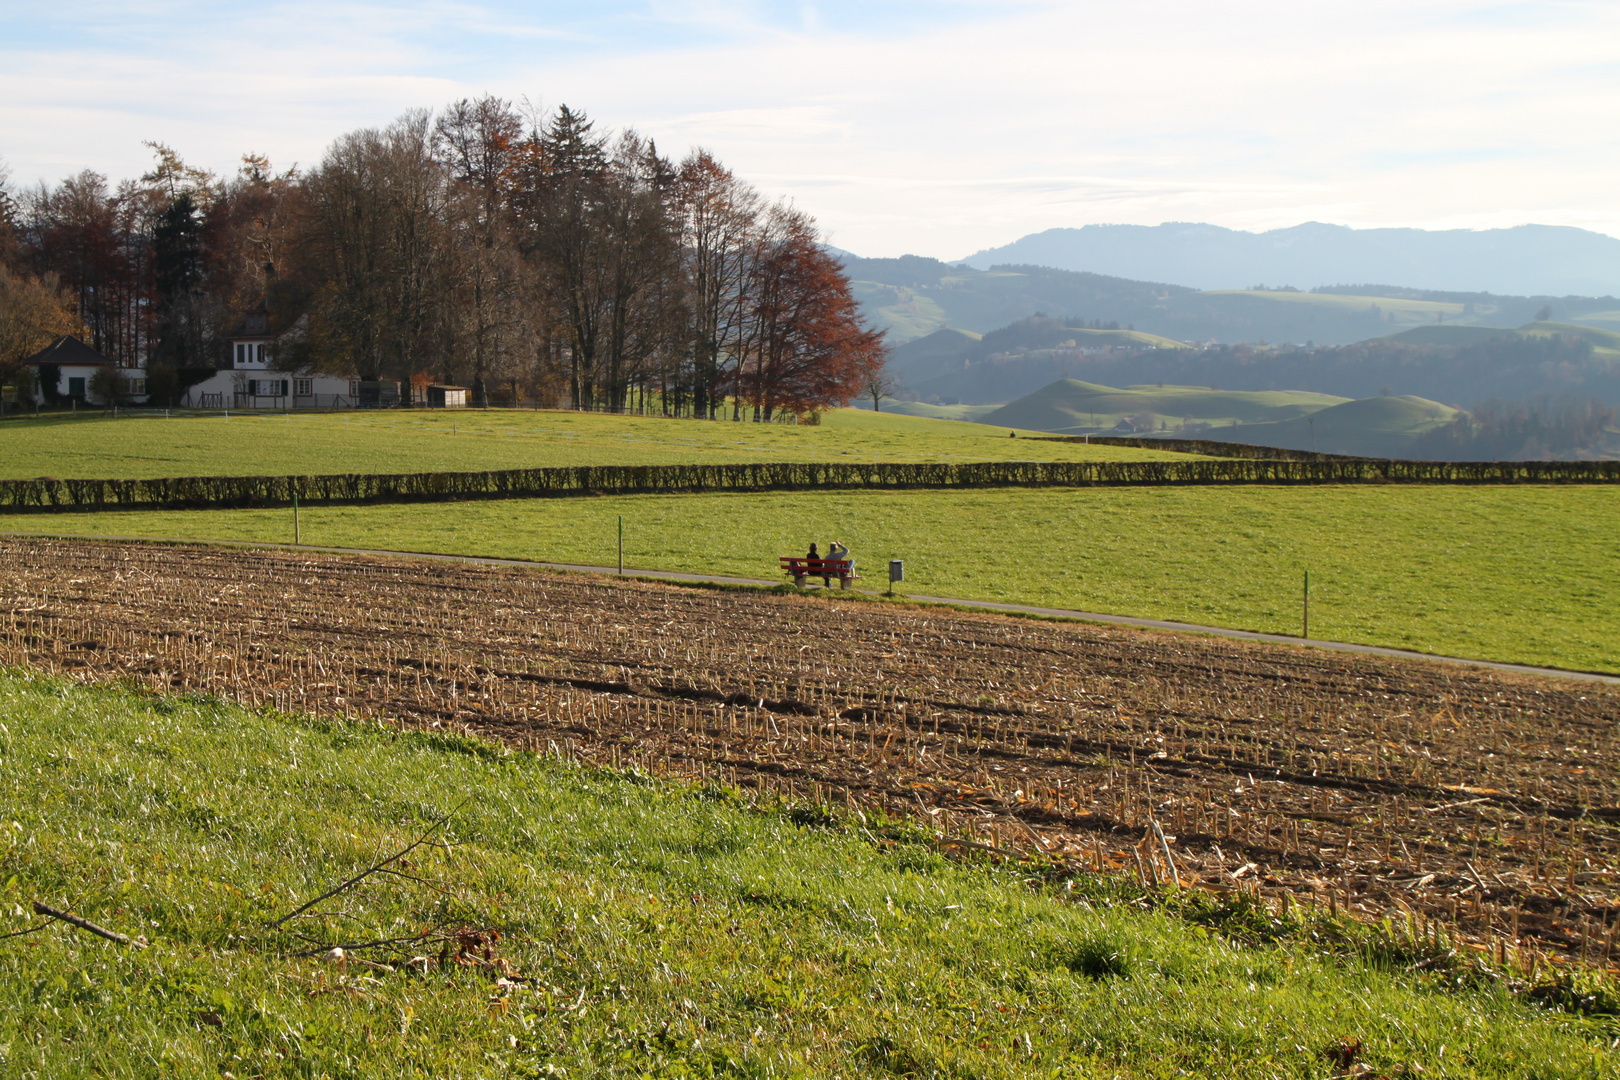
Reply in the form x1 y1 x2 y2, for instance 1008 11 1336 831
11 531 1617 686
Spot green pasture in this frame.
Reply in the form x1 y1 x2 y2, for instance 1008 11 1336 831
1380 320 1620 359
1517 321 1620 360
0 406 1186 481
981 379 1348 435
8 484 1616 672
2 672 1612 1078
1207 396 1460 458
1204 290 1467 320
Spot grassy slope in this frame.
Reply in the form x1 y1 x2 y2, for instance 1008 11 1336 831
1517 321 1620 360
1203 290 1466 319
2 672 1612 1078
7 484 1617 672
1569 310 1620 334
979 380 1348 434
0 406 1189 481
1060 328 1188 349
1208 396 1460 457
1376 321 1620 360
1375 325 1512 346
867 401 1006 422
847 279 954 341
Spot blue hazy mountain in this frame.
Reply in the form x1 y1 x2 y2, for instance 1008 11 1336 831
958 222 1620 297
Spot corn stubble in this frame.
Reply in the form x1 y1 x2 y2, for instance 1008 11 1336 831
3 537 1616 973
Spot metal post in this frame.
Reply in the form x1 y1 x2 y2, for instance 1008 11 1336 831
1303 569 1310 639
293 491 300 546
618 515 623 575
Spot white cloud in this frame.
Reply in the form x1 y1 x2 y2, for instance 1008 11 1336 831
2 1 1617 256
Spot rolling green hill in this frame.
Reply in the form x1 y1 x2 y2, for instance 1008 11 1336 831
1374 325 1514 346
977 379 1347 435
1209 395 1461 457
887 320 1191 406
1517 320 1620 359
1375 320 1620 358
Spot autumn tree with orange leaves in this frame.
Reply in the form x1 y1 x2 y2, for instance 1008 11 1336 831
736 205 885 420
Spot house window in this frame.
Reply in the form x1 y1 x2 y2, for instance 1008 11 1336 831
68 376 86 398
235 343 245 366
256 344 266 364
293 378 312 397
349 380 361 397
123 378 147 395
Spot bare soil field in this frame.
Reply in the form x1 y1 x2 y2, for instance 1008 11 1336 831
3 538 1616 968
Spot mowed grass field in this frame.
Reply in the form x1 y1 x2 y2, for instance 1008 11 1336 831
7 483 1616 673
0 406 1184 480
2 671 1612 1078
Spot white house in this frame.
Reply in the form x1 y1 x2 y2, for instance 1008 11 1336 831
17 335 148 406
181 302 363 409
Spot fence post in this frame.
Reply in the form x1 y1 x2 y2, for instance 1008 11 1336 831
618 514 623 576
1302 569 1310 639
293 490 300 546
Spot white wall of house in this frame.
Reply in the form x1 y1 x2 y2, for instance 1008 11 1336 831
13 364 153 406
183 370 358 409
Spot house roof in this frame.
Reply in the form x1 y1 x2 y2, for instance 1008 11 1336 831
21 335 115 367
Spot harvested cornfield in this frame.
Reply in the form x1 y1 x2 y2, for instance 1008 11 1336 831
3 537 1617 970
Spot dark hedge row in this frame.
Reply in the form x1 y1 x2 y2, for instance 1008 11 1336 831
0 457 1615 513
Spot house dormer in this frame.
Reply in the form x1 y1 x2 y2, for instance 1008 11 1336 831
227 300 275 370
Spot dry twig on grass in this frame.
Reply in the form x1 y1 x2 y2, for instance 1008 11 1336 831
33 902 144 948
267 801 466 930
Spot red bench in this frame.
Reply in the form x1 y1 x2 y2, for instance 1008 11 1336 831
779 557 859 589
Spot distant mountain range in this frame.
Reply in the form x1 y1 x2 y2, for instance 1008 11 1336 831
958 222 1620 297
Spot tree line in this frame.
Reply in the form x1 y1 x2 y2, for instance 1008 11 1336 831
0 99 886 418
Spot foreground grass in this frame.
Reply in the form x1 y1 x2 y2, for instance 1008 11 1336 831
7 483 1616 672
1 672 1614 1078
0 406 1183 480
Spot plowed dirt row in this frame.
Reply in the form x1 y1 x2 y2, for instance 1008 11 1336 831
3 538 1617 966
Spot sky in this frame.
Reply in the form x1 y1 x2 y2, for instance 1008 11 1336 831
2 1 1617 259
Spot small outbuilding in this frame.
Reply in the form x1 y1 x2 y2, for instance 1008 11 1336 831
425 384 469 408
17 335 146 405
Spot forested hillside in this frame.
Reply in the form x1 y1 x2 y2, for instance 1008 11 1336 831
0 101 883 418
886 314 1620 411
845 254 1620 349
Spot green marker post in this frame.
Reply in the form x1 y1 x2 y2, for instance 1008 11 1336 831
618 515 624 576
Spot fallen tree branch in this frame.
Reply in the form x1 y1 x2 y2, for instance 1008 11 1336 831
268 801 466 930
33 902 144 948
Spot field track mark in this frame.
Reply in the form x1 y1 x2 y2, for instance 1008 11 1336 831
6 528 1612 684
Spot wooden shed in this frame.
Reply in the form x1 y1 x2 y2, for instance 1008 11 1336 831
425 384 469 408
